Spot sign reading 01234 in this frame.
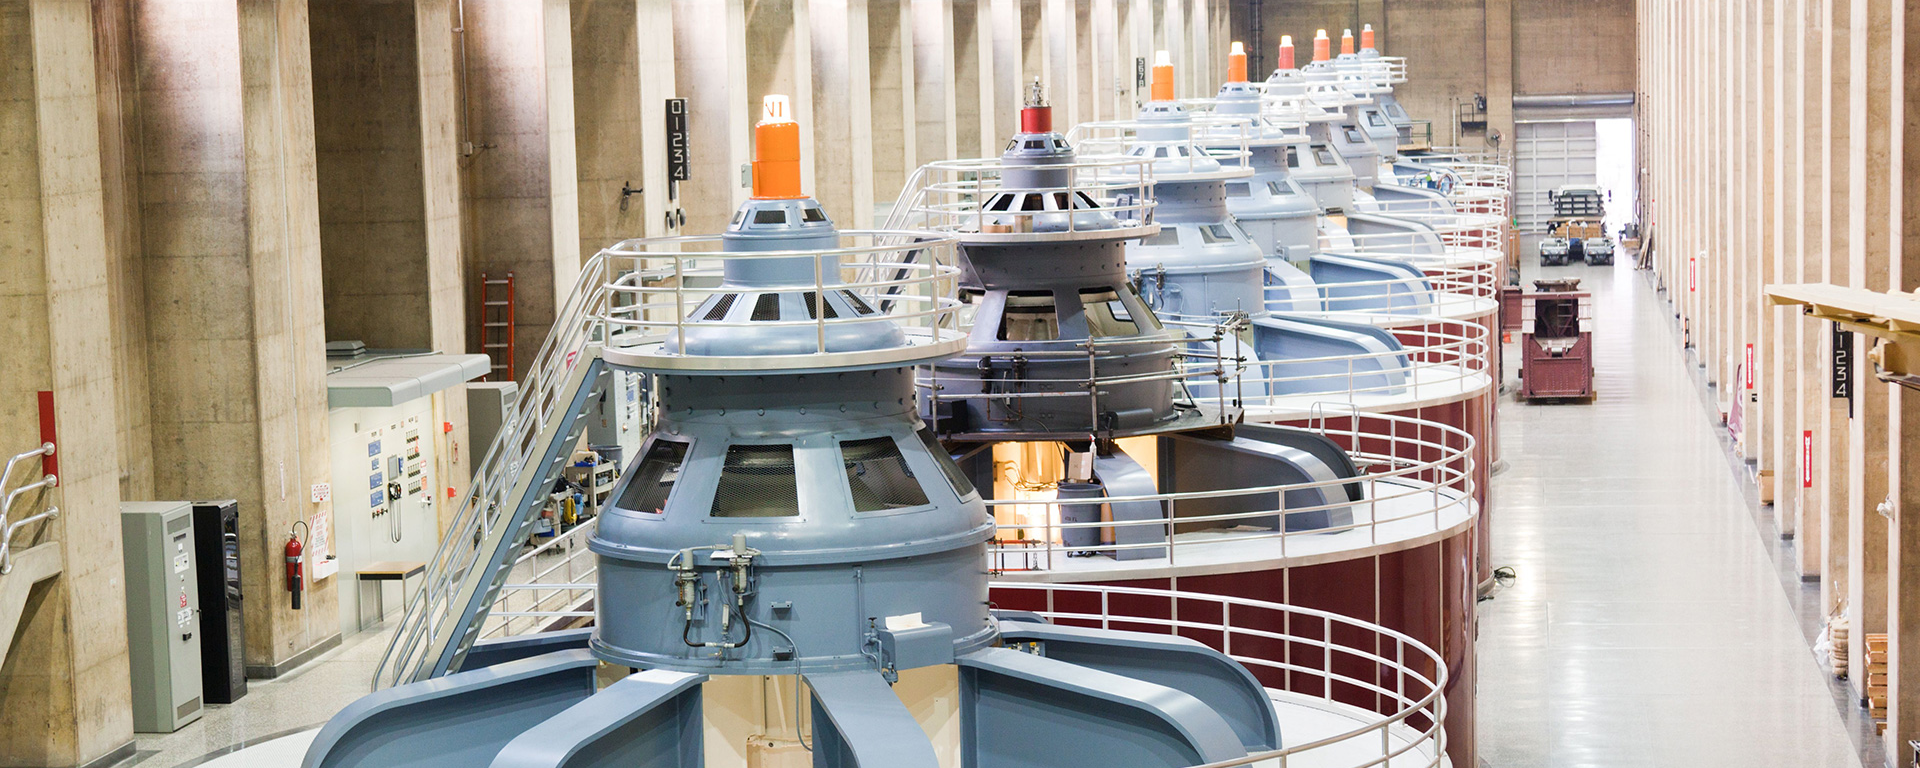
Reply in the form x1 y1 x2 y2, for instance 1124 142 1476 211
666 98 691 182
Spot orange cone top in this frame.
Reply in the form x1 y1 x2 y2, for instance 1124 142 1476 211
1151 50 1175 102
1340 28 1355 56
751 95 804 200
1362 24 1376 51
1312 29 1331 62
1278 35 1295 70
1227 41 1248 83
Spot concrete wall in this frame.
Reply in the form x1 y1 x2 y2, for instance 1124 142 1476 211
1511 0 1634 96
1229 0 1638 147
1640 0 1920 755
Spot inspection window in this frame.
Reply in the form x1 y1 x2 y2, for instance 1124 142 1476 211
998 291 1060 341
618 439 690 514
841 437 930 512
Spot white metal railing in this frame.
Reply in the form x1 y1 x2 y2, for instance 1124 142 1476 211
988 583 1446 768
595 231 969 369
0 443 56 574
985 410 1475 570
481 518 598 639
1274 259 1497 323
1067 116 1254 175
1325 223 1505 277
1228 322 1492 415
1377 56 1410 85
376 253 620 688
890 156 1159 240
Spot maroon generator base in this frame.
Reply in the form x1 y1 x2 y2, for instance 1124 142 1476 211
990 528 1479 768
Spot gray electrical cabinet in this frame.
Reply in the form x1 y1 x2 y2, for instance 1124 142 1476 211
122 501 204 733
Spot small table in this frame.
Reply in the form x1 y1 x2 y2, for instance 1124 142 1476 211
356 561 427 631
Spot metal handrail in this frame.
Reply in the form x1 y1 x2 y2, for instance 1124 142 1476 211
0 443 53 493
376 255 621 688
989 582 1447 768
481 518 599 639
0 443 57 575
1 506 59 575
894 156 1161 241
594 231 968 365
1067 115 1255 174
985 410 1476 570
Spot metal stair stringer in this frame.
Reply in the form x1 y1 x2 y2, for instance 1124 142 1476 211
422 348 608 682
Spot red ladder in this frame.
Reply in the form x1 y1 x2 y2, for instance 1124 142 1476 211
478 271 516 381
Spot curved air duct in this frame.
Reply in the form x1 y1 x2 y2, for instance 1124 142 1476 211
1306 252 1434 315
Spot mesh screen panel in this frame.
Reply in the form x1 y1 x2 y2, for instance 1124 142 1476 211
618 439 689 513
712 444 801 518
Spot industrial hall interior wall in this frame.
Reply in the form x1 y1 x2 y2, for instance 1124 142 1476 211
1641 0 1920 759
0 1 1628 766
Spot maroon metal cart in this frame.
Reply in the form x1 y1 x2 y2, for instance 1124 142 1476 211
1518 279 1595 401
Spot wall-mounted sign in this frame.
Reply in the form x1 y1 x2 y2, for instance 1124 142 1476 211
1135 57 1146 89
1831 323 1853 407
666 98 691 182
1801 430 1813 489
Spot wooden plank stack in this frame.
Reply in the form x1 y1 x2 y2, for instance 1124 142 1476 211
1866 633 1889 734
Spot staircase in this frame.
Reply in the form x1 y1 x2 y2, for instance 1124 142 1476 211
0 442 60 666
375 258 620 688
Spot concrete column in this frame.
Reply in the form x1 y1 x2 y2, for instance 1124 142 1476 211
812 0 876 225
1091 0 1120 121
1845 0 1895 696
93 0 156 503
1821 0 1855 617
1889 0 1920 752
570 0 653 258
1071 0 1094 125
952 1 987 157
127 0 337 679
1044 0 1076 126
912 0 957 167
1480 0 1512 151
0 3 133 765
461 0 583 378
1126 0 1150 111
868 0 915 203
1758 0 1781 483
673 0 749 232
1795 0 1827 580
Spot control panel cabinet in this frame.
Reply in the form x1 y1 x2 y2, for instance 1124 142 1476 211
122 501 204 733
191 500 246 704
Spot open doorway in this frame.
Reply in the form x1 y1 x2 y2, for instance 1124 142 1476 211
1594 117 1636 240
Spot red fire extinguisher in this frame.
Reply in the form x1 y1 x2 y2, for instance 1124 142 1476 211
286 521 307 610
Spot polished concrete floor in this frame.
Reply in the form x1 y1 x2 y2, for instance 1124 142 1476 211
1477 258 1877 767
